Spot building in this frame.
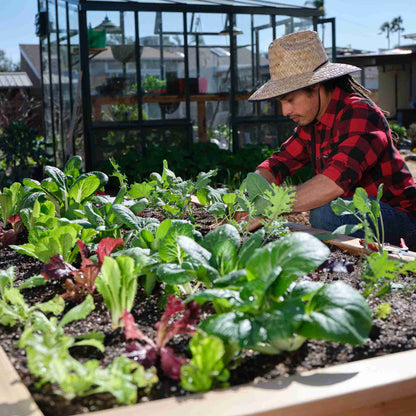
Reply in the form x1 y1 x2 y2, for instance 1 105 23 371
337 43 416 126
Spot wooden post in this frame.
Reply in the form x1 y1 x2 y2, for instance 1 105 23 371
197 100 208 142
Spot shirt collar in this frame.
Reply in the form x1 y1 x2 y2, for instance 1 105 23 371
317 86 343 128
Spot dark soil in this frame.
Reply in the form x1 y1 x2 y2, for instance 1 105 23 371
1 207 415 416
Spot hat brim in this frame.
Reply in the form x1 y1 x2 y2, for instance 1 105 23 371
248 62 361 102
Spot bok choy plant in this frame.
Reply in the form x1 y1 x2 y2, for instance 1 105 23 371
187 232 372 354
23 155 108 219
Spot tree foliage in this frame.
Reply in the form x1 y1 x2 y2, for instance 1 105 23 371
0 50 18 72
379 16 404 49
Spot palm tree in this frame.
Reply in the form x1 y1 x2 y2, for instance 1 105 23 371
305 0 325 44
379 21 392 49
391 16 404 46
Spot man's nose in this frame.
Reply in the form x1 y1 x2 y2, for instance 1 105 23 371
281 103 291 116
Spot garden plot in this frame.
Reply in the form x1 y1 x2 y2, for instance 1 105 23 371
0 157 415 416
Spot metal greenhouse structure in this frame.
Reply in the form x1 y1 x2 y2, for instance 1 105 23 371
36 0 334 170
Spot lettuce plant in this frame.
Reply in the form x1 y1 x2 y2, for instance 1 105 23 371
18 199 58 235
187 232 372 354
122 295 201 380
0 266 63 327
17 295 158 404
10 223 96 264
0 181 24 223
96 255 138 328
41 237 124 301
0 213 25 247
180 330 231 392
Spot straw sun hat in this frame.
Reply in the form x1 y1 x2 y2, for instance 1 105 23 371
248 30 360 101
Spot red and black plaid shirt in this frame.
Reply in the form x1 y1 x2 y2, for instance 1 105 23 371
258 86 416 218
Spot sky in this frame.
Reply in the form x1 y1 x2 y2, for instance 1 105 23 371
2 0 416 65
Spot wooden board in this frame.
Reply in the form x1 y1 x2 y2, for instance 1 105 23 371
86 349 416 416
0 346 43 416
189 196 416 262
287 222 416 263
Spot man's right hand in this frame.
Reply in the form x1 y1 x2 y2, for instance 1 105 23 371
234 211 264 232
255 168 276 184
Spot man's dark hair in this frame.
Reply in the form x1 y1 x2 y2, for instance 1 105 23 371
322 74 389 116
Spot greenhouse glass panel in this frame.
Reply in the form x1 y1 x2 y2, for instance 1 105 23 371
58 1 71 145
88 11 139 123
38 0 325 170
48 0 63 161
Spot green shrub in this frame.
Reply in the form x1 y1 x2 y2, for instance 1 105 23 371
0 121 52 186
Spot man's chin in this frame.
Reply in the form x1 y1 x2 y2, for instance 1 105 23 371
297 119 313 127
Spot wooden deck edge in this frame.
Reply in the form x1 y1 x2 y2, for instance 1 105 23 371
286 221 416 262
86 349 416 416
0 346 43 416
189 196 416 262
1 338 416 416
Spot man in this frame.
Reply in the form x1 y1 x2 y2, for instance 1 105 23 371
249 30 416 247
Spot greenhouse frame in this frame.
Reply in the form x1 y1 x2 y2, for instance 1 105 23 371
36 0 333 170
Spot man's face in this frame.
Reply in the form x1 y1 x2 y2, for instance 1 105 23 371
277 88 319 126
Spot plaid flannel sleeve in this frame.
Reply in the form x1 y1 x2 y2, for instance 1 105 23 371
320 103 389 193
257 127 310 185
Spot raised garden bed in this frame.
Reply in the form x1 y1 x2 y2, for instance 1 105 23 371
1 159 416 416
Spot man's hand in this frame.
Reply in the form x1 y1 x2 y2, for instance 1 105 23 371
293 174 344 212
234 211 265 232
255 168 276 184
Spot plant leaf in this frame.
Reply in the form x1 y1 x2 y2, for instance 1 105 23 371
157 263 196 285
245 172 272 200
59 294 95 329
158 221 194 263
237 229 265 268
246 232 329 297
202 224 240 253
111 204 141 231
178 235 211 264
298 281 372 345
69 176 101 204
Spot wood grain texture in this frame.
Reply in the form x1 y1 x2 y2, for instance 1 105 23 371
0 346 43 416
86 349 416 416
287 222 416 262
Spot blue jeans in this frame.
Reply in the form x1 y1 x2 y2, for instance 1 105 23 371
310 198 416 247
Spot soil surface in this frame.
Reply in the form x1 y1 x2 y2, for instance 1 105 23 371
0 208 415 416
